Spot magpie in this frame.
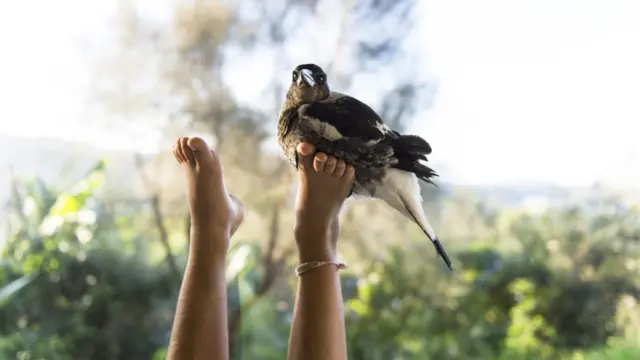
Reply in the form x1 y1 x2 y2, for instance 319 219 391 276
277 63 452 271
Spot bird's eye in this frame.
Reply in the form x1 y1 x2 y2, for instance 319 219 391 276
292 72 298 82
316 74 327 83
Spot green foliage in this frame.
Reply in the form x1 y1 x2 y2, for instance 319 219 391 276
580 341 640 360
1 163 639 359
0 161 175 360
501 279 555 359
339 202 640 359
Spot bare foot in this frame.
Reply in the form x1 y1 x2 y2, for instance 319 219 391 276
294 142 355 246
173 137 245 242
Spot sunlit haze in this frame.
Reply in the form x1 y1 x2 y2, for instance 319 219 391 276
1 0 638 188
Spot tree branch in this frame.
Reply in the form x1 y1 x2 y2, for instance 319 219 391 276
133 154 181 282
228 199 287 355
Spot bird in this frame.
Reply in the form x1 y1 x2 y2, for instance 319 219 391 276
277 63 452 271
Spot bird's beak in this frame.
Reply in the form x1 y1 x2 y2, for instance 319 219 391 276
298 68 315 87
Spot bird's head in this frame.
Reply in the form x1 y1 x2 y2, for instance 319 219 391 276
286 64 331 105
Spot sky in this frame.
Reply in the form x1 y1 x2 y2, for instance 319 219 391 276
0 0 639 188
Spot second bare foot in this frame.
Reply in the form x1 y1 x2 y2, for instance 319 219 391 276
173 137 245 245
294 142 355 249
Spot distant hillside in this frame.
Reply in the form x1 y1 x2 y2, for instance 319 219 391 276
460 183 572 207
0 133 148 205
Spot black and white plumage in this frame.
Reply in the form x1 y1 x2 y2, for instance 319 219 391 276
277 63 452 270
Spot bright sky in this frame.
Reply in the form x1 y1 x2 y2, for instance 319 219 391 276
0 0 639 188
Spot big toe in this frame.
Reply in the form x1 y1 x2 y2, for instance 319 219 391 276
187 137 210 153
296 142 315 157
186 137 218 170
296 142 316 171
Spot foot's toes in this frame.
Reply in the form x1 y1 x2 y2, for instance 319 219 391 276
174 137 187 164
187 137 209 153
185 137 217 170
296 142 315 157
333 159 346 178
323 156 338 174
313 152 328 172
180 137 195 166
342 165 356 182
296 142 316 170
173 143 182 164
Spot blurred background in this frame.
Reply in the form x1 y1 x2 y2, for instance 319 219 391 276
1 0 639 359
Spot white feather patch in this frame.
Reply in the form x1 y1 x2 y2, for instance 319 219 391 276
374 121 392 134
375 168 438 241
306 117 343 141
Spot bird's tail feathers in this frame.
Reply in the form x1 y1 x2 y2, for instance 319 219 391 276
398 193 452 271
412 162 439 186
393 134 432 155
378 169 451 270
390 134 439 185
393 160 439 187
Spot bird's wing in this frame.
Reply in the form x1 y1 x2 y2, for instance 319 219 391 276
298 94 390 141
296 95 398 169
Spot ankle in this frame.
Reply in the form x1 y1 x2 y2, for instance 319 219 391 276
294 210 332 235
